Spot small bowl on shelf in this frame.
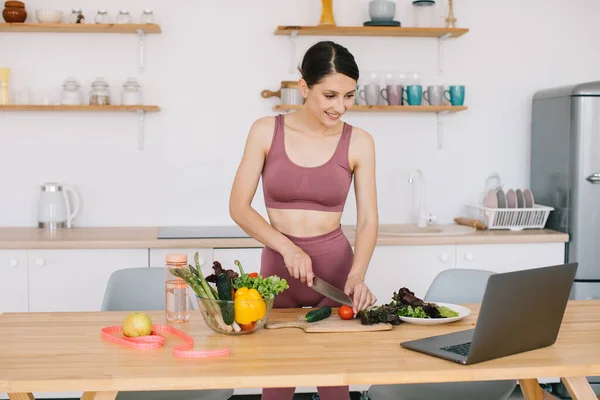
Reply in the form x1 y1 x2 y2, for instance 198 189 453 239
35 9 63 23
196 294 274 335
369 0 396 21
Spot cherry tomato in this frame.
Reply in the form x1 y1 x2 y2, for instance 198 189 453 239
248 272 259 278
240 321 256 331
338 305 354 320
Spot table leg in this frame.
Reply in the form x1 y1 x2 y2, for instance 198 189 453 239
561 377 598 400
80 392 118 400
518 379 559 400
7 394 35 400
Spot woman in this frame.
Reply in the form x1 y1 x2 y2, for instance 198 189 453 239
229 41 379 400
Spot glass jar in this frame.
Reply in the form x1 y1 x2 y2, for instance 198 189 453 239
94 10 109 24
121 77 143 105
68 9 85 24
60 77 83 105
115 9 132 24
140 9 155 24
89 78 111 106
412 0 436 27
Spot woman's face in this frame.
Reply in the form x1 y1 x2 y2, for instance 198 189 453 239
301 73 357 128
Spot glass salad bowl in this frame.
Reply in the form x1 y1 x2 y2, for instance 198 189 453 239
196 292 275 335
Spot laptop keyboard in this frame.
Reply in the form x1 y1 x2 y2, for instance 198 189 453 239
441 342 471 357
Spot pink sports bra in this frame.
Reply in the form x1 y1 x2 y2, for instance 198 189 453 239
262 114 353 212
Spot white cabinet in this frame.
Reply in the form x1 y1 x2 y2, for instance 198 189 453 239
365 245 456 303
149 248 214 270
213 248 263 274
456 243 565 273
27 249 148 312
0 250 28 313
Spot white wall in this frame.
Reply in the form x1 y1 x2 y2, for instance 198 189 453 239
1 0 600 228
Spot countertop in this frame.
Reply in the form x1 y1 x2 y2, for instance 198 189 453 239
0 225 569 250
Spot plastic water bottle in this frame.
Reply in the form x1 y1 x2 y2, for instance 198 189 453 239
165 253 190 323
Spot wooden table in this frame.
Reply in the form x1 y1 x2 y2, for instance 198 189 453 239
1 301 600 400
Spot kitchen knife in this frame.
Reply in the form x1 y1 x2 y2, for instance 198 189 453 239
311 276 354 307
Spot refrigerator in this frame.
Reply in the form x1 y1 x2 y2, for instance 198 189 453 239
530 80 600 301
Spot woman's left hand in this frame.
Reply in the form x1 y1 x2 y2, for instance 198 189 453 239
344 275 377 315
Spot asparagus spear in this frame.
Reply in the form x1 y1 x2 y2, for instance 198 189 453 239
194 253 220 301
170 267 231 331
234 259 246 276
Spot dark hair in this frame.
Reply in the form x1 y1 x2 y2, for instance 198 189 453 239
298 41 359 88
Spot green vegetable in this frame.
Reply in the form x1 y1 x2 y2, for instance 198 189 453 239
232 260 289 299
217 272 235 324
397 305 429 318
437 306 459 318
305 306 332 323
357 304 402 325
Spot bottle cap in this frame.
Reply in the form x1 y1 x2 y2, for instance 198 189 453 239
166 254 187 264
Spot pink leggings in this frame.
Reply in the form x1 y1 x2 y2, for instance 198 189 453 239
260 225 353 400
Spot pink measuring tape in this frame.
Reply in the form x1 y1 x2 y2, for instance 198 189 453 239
101 324 230 358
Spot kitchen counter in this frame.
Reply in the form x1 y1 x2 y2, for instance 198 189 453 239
0 225 569 250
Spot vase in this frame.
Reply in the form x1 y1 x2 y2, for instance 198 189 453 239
319 0 336 26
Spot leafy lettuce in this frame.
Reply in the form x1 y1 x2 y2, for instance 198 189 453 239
233 274 289 299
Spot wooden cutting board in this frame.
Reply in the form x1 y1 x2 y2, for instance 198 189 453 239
265 314 393 333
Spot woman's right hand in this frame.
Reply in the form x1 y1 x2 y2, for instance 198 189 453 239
281 244 314 286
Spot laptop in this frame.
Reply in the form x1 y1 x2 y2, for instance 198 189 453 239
400 263 578 365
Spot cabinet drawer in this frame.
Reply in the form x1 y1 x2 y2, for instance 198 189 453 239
456 243 565 273
365 245 456 303
28 249 148 312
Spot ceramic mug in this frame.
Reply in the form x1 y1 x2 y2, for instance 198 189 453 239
423 85 443 106
359 84 382 105
403 85 423 106
444 85 465 106
381 84 403 105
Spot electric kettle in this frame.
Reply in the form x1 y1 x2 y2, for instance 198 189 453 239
37 182 81 229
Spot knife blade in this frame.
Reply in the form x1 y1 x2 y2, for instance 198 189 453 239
311 276 354 307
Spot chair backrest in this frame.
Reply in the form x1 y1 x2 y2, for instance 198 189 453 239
101 267 166 311
424 268 496 304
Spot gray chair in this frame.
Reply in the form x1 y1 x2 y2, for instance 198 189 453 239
102 267 234 400
368 268 518 400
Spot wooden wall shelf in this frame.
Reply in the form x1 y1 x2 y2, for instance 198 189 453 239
273 105 467 113
274 26 469 38
0 105 160 112
0 105 160 150
0 23 161 34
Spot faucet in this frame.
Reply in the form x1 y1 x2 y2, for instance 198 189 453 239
409 169 436 227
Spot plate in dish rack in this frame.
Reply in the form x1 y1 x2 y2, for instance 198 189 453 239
399 302 471 325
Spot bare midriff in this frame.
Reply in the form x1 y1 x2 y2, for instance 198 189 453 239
266 208 343 237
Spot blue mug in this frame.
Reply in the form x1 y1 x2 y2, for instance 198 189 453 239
444 85 465 106
403 85 423 106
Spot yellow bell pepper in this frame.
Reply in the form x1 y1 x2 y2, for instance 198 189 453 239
234 287 267 325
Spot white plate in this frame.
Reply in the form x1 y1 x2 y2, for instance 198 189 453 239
398 302 471 325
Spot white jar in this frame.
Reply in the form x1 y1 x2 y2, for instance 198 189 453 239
60 77 83 105
116 10 133 24
121 77 143 105
412 0 436 27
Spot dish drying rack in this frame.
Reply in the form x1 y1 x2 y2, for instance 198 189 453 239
466 174 554 231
